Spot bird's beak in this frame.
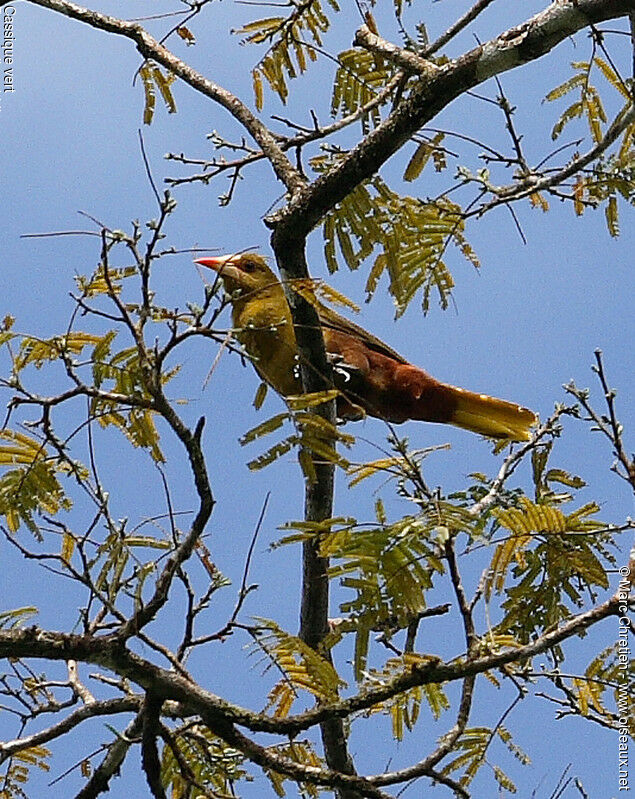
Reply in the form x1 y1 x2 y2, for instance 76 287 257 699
194 254 242 281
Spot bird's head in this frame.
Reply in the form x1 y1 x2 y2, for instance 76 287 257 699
195 253 278 299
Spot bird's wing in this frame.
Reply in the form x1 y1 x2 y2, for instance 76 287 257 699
316 305 409 365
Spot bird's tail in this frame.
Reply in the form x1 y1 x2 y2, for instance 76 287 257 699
448 386 537 441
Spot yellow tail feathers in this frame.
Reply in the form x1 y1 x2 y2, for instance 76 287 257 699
449 387 537 441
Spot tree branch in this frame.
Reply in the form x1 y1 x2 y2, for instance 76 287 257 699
199 715 393 799
474 105 635 214
354 25 440 76
425 0 499 56
267 0 633 238
166 75 403 188
141 693 167 799
0 592 620 739
0 698 141 765
22 0 305 195
75 711 144 799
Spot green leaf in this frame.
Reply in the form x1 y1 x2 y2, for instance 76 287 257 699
0 430 46 465
605 194 619 237
240 413 288 445
139 62 156 124
253 381 269 410
0 465 67 535
247 436 299 471
15 332 106 371
285 390 341 411
253 618 344 712
331 49 393 130
237 0 338 106
0 606 38 629
403 133 446 182
544 468 586 490
161 726 248 797
545 72 586 102
151 65 177 114
314 157 473 315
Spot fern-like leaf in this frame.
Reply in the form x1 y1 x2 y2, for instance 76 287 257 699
331 49 395 130
314 157 476 315
236 0 339 106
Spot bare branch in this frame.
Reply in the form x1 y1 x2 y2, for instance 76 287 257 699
426 0 499 56
474 105 635 214
141 694 167 799
565 350 635 492
354 25 441 76
269 0 634 238
23 0 304 195
0 698 140 765
74 712 144 799
0 591 620 740
467 406 572 518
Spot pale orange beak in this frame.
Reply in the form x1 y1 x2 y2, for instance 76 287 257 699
195 255 236 270
194 255 243 281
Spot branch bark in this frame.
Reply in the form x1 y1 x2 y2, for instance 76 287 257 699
0 698 140 765
0 591 620 739
6 2 632 797
75 712 144 799
0 588 622 794
267 0 634 239
21 0 305 196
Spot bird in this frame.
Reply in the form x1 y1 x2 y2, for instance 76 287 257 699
195 253 537 441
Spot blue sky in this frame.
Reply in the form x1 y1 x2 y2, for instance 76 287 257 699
1 1 633 796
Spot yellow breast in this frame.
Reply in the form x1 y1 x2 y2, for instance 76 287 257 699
232 291 300 397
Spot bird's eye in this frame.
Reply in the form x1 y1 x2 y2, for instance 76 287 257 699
241 259 256 273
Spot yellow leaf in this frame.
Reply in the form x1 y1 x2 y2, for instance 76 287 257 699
529 192 549 212
404 134 445 182
139 63 156 125
247 436 298 471
290 278 360 314
151 66 177 114
176 26 195 45
286 390 340 411
605 194 619 237
253 68 264 111
298 447 317 484
61 532 75 563
240 413 288 445
253 381 268 410
573 177 586 216
0 430 46 465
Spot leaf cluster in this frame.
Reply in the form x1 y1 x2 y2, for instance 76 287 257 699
484 449 618 644
546 57 634 236
91 334 175 464
441 726 528 793
314 156 478 315
236 0 340 109
281 508 455 680
0 745 50 799
0 431 74 536
139 61 177 124
577 644 634 727
240 390 354 482
330 48 395 131
362 654 450 739
264 740 322 798
249 618 344 717
160 726 249 798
